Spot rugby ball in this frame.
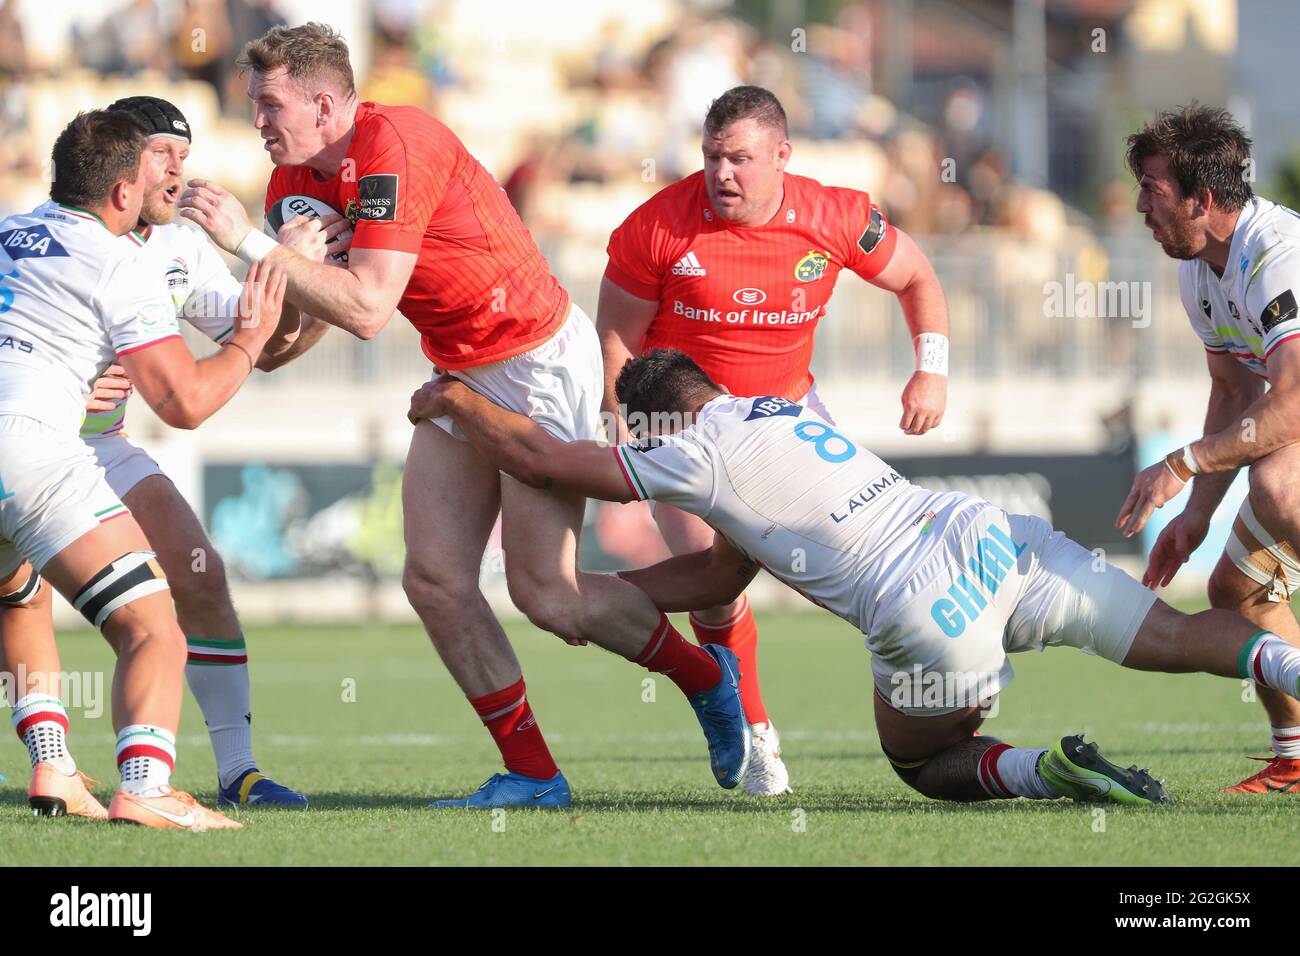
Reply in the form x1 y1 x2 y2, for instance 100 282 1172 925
263 194 351 264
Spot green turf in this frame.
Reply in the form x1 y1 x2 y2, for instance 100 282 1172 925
1 610 1294 866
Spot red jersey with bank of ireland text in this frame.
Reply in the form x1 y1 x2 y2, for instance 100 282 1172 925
604 170 896 400
264 101 569 370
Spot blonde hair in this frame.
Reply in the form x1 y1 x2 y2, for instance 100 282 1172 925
238 22 356 98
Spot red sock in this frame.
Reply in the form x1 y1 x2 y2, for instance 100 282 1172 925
467 678 558 780
633 613 722 698
691 598 768 725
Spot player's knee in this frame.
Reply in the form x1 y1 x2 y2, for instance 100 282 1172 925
1248 461 1293 529
106 613 186 667
1207 562 1253 612
883 745 933 795
506 575 582 639
401 559 478 617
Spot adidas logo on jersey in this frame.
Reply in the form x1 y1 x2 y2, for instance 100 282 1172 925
671 251 707 276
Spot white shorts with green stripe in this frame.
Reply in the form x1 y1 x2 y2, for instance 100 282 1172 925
0 415 130 577
88 432 166 500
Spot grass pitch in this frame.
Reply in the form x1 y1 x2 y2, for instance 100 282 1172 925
1 610 1294 866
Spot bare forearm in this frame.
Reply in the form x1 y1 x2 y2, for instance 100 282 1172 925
153 345 253 428
1193 387 1300 475
617 552 742 612
443 388 555 486
1184 384 1253 512
896 266 949 337
258 313 329 372
268 247 385 338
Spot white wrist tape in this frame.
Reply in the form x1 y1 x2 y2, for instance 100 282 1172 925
235 228 278 265
1182 443 1202 476
914 332 949 375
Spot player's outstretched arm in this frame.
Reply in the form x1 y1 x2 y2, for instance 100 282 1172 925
1140 350 1262 586
866 228 950 435
409 379 637 502
616 532 759 613
1119 346 1298 539
119 259 286 429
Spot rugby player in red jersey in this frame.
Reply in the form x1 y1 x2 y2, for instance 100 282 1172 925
599 86 950 794
179 23 751 807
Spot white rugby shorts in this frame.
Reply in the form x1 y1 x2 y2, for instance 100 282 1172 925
869 506 1157 715
427 303 604 444
87 432 166 500
0 416 130 577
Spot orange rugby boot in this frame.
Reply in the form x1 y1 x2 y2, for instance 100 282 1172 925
1223 755 1300 793
108 785 243 831
28 763 109 819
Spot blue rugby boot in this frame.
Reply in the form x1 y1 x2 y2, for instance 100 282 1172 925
690 644 752 789
218 769 309 809
429 771 572 809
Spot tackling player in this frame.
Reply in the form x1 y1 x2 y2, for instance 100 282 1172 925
178 23 750 807
598 85 949 794
0 96 312 809
0 110 286 829
410 348 1300 806
1117 105 1300 793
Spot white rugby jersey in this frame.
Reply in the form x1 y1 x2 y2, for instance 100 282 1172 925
0 201 178 434
80 221 242 439
612 394 982 636
1178 197 1300 378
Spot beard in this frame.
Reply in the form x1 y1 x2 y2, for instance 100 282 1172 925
140 193 176 227
1152 215 1200 260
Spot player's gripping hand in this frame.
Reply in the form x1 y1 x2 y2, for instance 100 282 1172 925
1116 459 1187 539
1141 507 1211 589
235 258 289 343
86 364 133 413
178 178 253 254
900 370 946 435
276 214 331 262
407 377 465 425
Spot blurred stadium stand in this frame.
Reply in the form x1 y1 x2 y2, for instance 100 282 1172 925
2 0 1282 621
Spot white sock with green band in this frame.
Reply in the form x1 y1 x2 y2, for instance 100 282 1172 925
1238 630 1300 700
185 635 256 788
116 724 175 795
12 693 75 774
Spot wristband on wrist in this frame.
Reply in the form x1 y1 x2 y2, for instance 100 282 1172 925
914 332 949 375
235 228 278 265
1182 443 1202 476
223 340 255 373
1164 450 1192 483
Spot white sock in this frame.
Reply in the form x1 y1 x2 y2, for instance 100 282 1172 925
1241 631 1300 701
977 744 1054 799
185 635 256 788
1271 724 1300 759
12 693 75 774
116 724 175 796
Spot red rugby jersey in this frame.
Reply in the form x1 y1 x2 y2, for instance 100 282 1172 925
265 102 568 369
604 170 896 400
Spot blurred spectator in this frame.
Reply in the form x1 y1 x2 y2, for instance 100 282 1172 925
225 0 287 114
803 23 871 139
174 0 233 106
0 0 35 182
76 0 169 76
0 0 29 79
362 36 436 113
